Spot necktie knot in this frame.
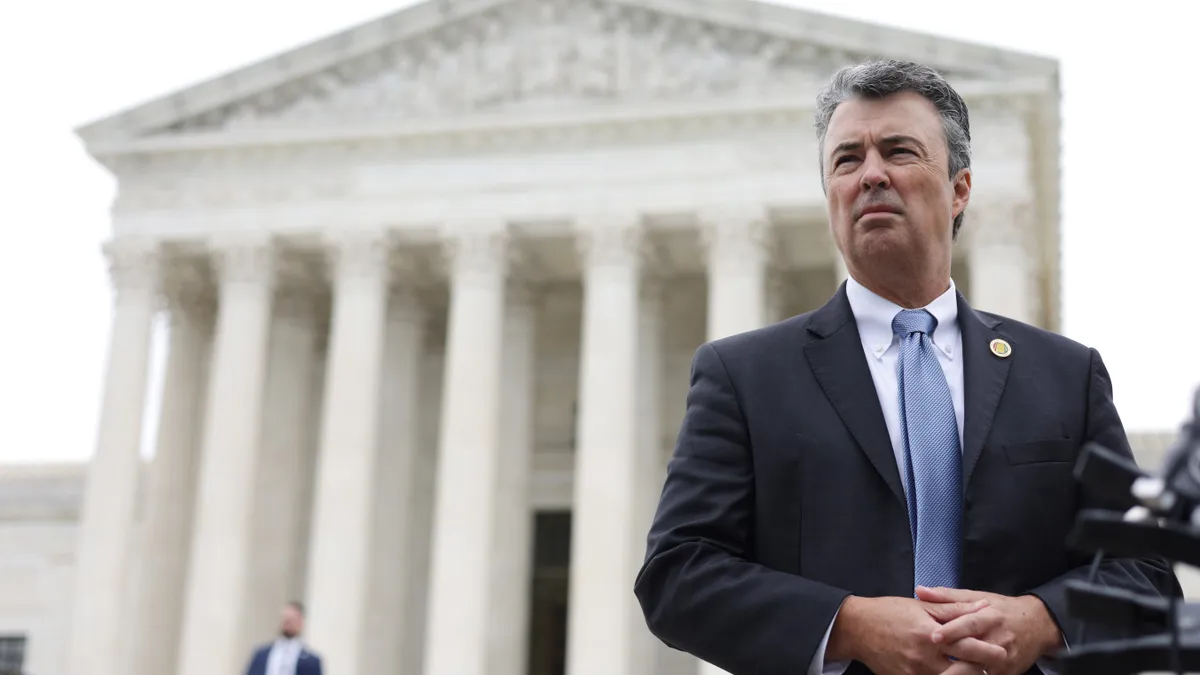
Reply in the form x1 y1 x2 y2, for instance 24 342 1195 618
892 309 937 338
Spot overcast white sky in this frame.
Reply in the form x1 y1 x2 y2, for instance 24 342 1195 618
0 1 1195 464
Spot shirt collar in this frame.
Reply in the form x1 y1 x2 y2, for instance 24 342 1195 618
845 274 960 361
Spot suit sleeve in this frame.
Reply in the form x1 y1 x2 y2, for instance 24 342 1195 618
1028 348 1181 646
633 342 852 675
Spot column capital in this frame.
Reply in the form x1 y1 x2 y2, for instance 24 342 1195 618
103 238 162 293
697 204 769 228
324 231 391 284
698 206 770 266
575 216 644 270
210 235 278 286
441 224 509 278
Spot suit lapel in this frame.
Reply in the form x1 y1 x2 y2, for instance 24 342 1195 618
957 293 1012 488
804 285 907 508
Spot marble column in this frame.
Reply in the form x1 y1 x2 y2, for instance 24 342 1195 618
967 202 1039 325
176 237 277 675
66 238 161 675
127 275 215 675
489 281 538 675
362 286 426 675
304 233 391 674
243 286 321 643
703 209 770 340
700 213 768 675
566 218 644 675
423 226 510 675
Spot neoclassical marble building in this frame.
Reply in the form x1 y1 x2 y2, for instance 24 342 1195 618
0 1 1100 674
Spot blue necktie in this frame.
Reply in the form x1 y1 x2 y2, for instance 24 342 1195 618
892 309 961 590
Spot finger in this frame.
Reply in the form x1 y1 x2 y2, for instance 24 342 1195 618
937 660 988 675
917 586 981 603
939 636 1006 666
933 608 1005 644
924 599 990 623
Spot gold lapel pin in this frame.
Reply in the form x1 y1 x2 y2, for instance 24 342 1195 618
989 338 1012 358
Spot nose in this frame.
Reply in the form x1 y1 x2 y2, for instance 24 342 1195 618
859 151 890 191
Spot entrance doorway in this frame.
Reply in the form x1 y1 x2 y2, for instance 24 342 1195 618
527 511 571 675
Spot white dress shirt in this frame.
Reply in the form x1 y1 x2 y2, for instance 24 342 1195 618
265 636 304 675
805 277 1061 675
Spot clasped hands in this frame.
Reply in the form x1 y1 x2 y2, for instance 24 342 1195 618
828 586 1063 675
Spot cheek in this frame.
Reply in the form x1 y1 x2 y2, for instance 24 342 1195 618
828 181 856 214
895 170 948 209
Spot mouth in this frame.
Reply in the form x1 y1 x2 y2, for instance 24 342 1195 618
858 205 902 217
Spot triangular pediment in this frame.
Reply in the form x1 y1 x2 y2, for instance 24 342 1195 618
77 0 1057 143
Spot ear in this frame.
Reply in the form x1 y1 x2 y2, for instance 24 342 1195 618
951 167 972 220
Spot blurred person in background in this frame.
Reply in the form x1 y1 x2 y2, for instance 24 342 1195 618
635 59 1178 675
243 601 322 675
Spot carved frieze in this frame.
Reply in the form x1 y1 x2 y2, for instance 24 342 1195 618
165 0 882 133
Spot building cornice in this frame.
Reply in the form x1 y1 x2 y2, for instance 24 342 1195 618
87 79 1053 165
74 0 1058 146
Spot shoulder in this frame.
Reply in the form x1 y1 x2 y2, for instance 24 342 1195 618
300 649 323 674
253 643 272 656
976 310 1105 384
980 310 1095 359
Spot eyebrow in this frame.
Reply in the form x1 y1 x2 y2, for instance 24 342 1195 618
828 134 928 158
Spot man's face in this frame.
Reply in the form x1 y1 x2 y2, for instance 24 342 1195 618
822 91 970 277
279 605 304 638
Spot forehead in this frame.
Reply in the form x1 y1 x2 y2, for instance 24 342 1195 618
824 91 945 152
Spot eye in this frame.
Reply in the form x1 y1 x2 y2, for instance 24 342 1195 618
889 148 914 156
833 155 859 167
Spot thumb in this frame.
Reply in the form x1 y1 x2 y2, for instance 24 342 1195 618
924 598 989 623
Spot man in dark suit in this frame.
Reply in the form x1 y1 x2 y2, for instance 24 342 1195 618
243 601 322 675
634 59 1178 675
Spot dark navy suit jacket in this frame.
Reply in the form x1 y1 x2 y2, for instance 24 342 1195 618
634 285 1180 675
244 642 322 675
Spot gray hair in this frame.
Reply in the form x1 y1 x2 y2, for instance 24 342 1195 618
814 60 972 238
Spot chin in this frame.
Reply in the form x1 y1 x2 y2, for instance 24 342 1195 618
855 227 905 253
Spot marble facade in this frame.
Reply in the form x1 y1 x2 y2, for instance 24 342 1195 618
15 0 1080 673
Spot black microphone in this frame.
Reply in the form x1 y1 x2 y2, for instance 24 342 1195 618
1058 385 1200 675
